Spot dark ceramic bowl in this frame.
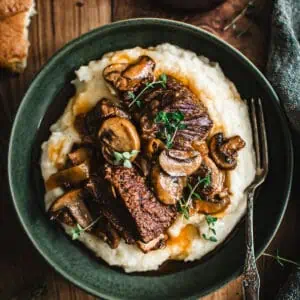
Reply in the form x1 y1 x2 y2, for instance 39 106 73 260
8 19 293 299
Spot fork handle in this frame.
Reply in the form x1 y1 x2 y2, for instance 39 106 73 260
243 189 260 300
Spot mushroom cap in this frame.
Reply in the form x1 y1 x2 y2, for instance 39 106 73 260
210 133 245 170
50 189 93 229
196 156 225 198
193 197 230 214
103 56 155 92
46 161 90 190
159 149 202 176
151 164 187 205
98 117 141 163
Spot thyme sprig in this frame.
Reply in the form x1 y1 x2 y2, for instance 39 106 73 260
154 111 187 148
113 150 139 168
71 216 101 240
263 249 300 269
128 73 167 108
223 0 256 32
202 215 218 242
177 175 211 220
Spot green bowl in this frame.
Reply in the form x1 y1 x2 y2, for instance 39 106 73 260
8 19 293 299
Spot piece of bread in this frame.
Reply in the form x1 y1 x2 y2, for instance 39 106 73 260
0 0 35 73
0 0 33 19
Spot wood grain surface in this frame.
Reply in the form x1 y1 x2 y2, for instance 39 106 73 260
1 0 299 299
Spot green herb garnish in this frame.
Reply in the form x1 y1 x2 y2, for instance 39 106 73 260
113 150 139 168
177 175 211 219
71 216 101 240
202 215 218 242
128 73 168 108
263 249 300 269
154 111 187 148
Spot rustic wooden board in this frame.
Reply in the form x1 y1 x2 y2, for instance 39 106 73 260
1 0 299 299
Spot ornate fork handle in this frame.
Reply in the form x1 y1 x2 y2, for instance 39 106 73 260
242 189 260 300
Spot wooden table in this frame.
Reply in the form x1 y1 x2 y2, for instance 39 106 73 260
1 0 299 299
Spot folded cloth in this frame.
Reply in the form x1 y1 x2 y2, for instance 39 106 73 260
266 0 300 132
266 0 300 298
276 269 300 300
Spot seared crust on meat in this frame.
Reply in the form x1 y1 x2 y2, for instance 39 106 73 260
140 76 213 150
105 165 177 243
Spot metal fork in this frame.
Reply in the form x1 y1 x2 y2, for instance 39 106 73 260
242 98 269 300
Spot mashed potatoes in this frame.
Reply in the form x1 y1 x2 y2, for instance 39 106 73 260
41 44 255 273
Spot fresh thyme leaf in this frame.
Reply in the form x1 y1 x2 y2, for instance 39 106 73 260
154 110 186 149
206 215 217 226
71 218 101 240
128 73 168 108
123 159 132 168
113 151 123 162
177 199 190 220
202 215 218 242
202 234 218 242
193 192 201 199
127 91 135 100
198 174 211 188
112 150 139 168
159 73 167 88
122 152 131 159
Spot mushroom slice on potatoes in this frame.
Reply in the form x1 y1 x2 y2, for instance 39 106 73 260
103 56 155 92
196 156 225 198
159 149 202 177
210 133 246 170
98 117 140 164
193 196 230 215
49 189 93 229
46 161 90 190
68 148 92 166
103 63 129 87
151 164 187 205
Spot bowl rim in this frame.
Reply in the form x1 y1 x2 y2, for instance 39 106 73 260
8 18 294 299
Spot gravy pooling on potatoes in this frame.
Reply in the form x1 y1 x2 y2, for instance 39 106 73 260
41 44 256 272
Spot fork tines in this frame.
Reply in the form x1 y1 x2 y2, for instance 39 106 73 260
249 98 269 180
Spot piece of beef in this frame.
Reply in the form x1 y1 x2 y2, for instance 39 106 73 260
103 56 155 93
92 214 121 249
74 98 129 142
105 165 177 243
140 76 213 150
85 175 137 244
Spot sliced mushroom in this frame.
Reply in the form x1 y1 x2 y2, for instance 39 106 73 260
46 161 90 190
196 156 225 198
98 98 129 119
159 149 202 176
193 196 230 214
98 117 140 163
103 56 155 92
50 189 93 229
151 164 187 205
68 148 91 165
145 138 165 158
210 133 246 170
136 234 167 253
103 63 128 86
